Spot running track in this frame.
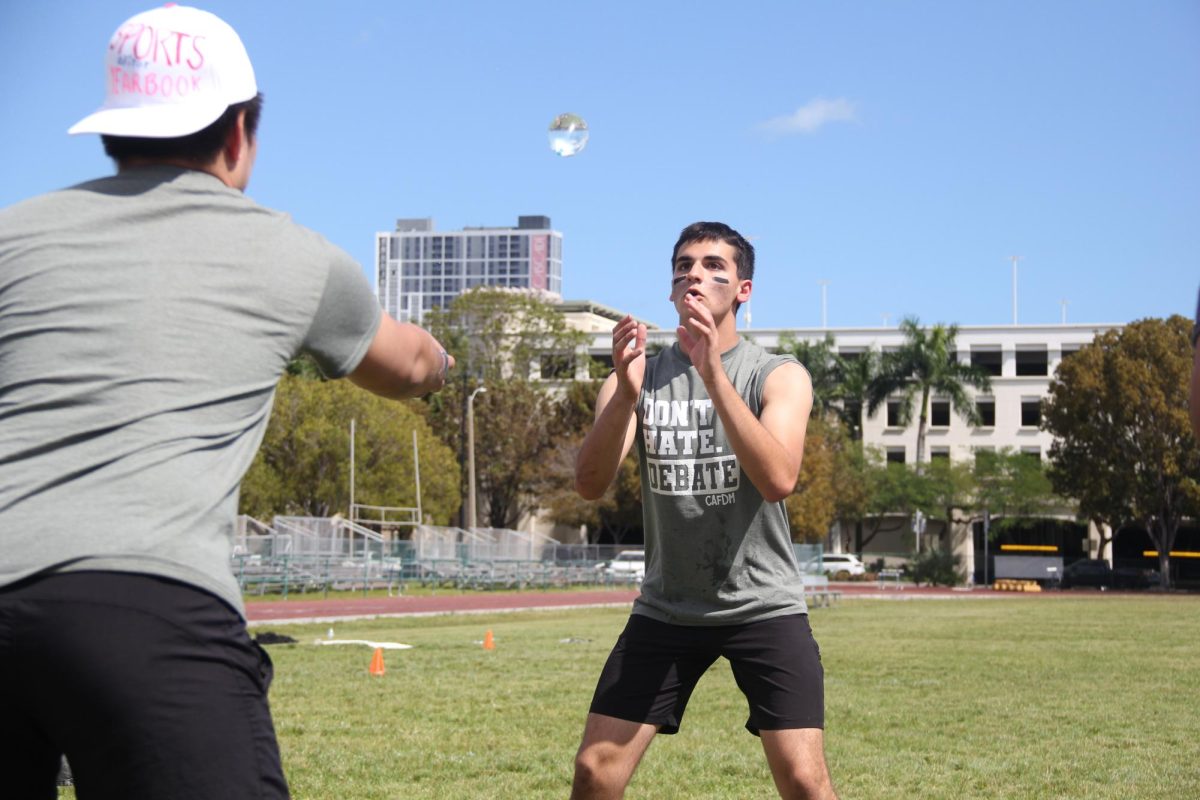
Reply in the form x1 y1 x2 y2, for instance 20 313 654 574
244 583 1055 625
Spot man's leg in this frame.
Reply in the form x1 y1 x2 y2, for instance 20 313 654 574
724 614 834 799
760 728 838 800
570 713 658 800
574 615 718 798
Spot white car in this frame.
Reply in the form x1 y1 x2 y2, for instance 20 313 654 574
818 554 866 579
603 550 646 582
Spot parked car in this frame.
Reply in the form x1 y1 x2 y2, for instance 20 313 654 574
816 554 866 579
603 550 645 582
1060 559 1157 590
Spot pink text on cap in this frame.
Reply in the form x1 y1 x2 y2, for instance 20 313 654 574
107 17 210 101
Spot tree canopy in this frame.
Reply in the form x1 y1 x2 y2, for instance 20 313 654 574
423 288 594 529
1042 315 1200 587
240 375 460 523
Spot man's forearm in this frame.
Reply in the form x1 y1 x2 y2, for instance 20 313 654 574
348 316 450 400
575 389 637 500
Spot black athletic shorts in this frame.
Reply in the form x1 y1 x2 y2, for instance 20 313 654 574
0 571 289 800
588 612 824 735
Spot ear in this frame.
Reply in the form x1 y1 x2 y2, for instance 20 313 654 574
222 112 246 166
737 278 752 306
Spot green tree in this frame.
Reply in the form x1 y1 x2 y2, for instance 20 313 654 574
914 458 977 552
835 448 917 552
424 288 593 529
240 375 460 522
867 317 992 468
972 449 1062 534
1042 316 1200 588
836 349 879 441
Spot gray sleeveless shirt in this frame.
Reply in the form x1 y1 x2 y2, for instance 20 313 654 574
632 339 809 625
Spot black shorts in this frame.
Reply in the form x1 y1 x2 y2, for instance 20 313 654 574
0 571 289 800
589 612 824 736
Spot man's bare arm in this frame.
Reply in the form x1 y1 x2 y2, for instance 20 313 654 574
706 362 813 503
575 316 646 499
348 313 454 399
574 372 640 500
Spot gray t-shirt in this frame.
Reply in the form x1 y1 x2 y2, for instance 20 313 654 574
633 339 809 625
0 166 381 615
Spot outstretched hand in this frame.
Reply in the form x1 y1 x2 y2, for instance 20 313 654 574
612 315 647 403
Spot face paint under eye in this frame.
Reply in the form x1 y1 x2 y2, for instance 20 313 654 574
672 276 688 285
710 276 730 285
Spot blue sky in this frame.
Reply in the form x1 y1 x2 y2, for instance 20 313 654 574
2 1 1197 330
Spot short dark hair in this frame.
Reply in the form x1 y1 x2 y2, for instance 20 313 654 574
101 93 264 166
671 221 755 282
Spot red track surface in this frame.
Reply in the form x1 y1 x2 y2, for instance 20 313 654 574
244 583 1044 624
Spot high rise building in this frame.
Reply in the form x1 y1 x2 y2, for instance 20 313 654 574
375 216 563 324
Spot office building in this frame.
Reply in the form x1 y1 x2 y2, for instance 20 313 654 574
375 216 563 324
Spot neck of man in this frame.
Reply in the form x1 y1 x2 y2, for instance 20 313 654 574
117 156 239 189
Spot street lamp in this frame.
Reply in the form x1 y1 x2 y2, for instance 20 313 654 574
466 386 487 529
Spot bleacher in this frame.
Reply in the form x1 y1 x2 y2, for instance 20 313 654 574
232 520 843 603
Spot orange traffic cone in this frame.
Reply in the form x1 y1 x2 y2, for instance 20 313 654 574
483 630 495 650
369 647 386 676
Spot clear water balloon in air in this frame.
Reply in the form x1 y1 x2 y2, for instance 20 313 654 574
548 113 589 157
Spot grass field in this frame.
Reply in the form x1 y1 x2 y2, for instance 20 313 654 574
62 595 1200 798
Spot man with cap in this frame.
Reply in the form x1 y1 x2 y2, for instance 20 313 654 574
0 6 452 798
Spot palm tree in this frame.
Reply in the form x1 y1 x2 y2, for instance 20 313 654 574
778 332 879 440
867 317 992 469
834 348 878 441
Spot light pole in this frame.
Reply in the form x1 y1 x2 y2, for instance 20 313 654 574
818 279 830 329
1009 255 1023 325
466 386 487 529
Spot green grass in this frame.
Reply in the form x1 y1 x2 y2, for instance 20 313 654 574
62 596 1200 799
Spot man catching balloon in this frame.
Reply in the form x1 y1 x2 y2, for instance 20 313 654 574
571 221 836 799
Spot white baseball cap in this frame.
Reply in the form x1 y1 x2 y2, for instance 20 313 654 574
69 4 257 138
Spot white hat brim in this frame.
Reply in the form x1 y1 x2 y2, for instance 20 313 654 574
68 97 236 138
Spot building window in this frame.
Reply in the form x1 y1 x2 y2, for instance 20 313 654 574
970 348 1003 376
1016 348 1048 376
886 447 906 465
930 447 950 462
1021 398 1041 427
930 400 950 427
887 400 903 427
976 399 995 427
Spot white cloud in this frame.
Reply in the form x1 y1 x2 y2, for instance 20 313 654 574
758 98 857 137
